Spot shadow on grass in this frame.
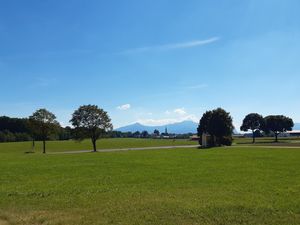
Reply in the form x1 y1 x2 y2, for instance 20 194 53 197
237 141 278 145
197 145 230 149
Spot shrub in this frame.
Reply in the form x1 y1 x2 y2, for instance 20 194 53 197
220 136 233 146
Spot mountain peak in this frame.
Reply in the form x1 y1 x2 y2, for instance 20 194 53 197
132 122 142 125
116 120 198 134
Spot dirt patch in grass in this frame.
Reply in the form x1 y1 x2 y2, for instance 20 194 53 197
0 210 83 225
0 219 9 225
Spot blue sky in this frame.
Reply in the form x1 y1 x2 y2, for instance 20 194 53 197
0 0 300 129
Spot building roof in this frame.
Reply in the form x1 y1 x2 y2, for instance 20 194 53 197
287 130 300 133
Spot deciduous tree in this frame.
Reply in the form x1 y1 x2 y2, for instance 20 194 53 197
240 113 265 143
264 115 294 142
198 108 234 146
70 105 113 152
29 109 59 153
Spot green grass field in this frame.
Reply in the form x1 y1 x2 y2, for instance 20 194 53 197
0 138 196 154
0 139 299 225
233 137 300 146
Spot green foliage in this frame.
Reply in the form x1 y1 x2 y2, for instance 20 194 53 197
0 115 74 143
133 131 141 138
141 130 149 138
220 136 233 146
198 108 234 146
29 109 59 153
70 105 113 151
0 116 32 142
240 113 265 143
0 130 16 142
153 129 160 136
0 131 32 143
0 116 30 133
264 115 294 142
240 113 264 132
57 126 73 140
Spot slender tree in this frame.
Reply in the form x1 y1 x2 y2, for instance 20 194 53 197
29 109 59 154
198 108 234 146
264 115 294 142
70 105 113 152
240 113 265 143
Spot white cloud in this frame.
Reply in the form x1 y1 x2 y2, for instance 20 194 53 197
118 37 220 54
164 37 220 50
136 114 199 126
117 104 131 111
182 114 199 123
165 110 171 115
174 108 187 115
137 118 180 126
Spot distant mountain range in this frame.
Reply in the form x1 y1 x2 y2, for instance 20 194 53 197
116 120 198 134
115 121 300 134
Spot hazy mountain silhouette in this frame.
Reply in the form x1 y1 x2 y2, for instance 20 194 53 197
116 120 198 134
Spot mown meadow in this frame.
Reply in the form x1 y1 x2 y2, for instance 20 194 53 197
0 138 196 154
0 139 299 225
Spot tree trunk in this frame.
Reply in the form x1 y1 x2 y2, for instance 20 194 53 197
275 133 278 142
32 139 35 150
92 139 97 152
43 140 46 154
211 135 215 147
252 130 255 143
217 136 221 146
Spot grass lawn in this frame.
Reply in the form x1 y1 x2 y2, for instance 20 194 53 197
0 140 299 225
233 137 300 147
0 138 196 154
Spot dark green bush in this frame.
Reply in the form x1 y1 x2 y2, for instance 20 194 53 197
220 136 233 146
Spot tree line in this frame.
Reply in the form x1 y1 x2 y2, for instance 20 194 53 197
0 116 72 143
0 106 295 151
0 110 191 149
197 108 294 147
0 116 178 142
240 113 294 143
0 105 112 153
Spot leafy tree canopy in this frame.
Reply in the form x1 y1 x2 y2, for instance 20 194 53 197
264 115 293 142
70 105 113 152
29 109 59 153
240 113 265 143
198 108 234 146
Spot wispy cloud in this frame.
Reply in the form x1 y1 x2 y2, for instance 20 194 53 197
174 108 187 115
118 37 220 54
136 114 199 126
117 104 131 111
136 108 199 126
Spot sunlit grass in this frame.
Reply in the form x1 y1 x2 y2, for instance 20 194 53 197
0 138 196 154
0 141 299 225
